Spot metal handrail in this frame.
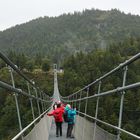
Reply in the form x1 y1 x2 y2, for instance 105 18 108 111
1 51 140 139
0 51 50 98
0 51 53 140
61 82 140 102
0 51 34 86
60 53 140 140
61 52 140 99
0 80 51 103
12 106 52 140
77 111 140 139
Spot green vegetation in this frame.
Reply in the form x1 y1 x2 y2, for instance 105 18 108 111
0 9 140 64
1 50 51 72
0 64 53 139
0 38 140 139
0 8 140 140
58 38 140 140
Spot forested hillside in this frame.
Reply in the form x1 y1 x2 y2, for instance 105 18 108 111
0 8 140 140
0 37 140 140
0 9 140 63
58 38 140 140
0 67 53 139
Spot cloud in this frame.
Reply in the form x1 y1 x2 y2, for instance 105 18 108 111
0 0 140 30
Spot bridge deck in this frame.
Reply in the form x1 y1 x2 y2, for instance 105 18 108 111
48 121 76 140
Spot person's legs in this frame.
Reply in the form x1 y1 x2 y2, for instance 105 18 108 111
57 122 61 136
55 122 59 137
60 122 62 136
57 122 62 136
69 124 74 138
67 123 71 137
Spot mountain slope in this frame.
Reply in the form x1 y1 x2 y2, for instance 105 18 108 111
0 9 140 63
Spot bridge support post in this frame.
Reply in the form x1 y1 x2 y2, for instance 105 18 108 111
44 94 48 110
8 66 24 140
93 81 101 140
82 87 89 140
71 96 74 108
117 66 128 140
27 82 35 121
40 92 44 112
68 96 70 105
75 94 77 108
78 92 82 115
42 93 46 111
34 88 41 116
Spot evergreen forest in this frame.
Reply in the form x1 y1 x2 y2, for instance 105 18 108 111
0 8 140 140
0 9 140 63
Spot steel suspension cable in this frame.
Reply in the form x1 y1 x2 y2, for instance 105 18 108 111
59 53 140 140
61 52 140 99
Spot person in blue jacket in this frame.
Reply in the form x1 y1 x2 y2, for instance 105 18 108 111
65 104 76 138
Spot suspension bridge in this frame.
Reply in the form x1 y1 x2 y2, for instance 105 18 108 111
0 51 140 140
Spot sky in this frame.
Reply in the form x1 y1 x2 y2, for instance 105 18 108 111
0 0 140 31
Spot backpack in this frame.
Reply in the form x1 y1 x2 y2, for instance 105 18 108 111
63 110 69 122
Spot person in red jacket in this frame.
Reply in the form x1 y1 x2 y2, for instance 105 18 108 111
47 102 64 137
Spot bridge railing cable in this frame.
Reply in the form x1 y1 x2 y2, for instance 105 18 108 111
0 51 53 139
61 52 140 99
60 52 140 140
11 106 52 140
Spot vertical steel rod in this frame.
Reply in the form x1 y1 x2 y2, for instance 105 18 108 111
9 66 24 140
68 96 70 104
42 93 46 111
34 88 41 116
74 94 76 108
84 88 89 116
39 92 44 113
78 92 82 115
82 87 89 140
72 96 74 108
73 94 78 137
93 81 101 140
27 82 35 121
44 94 47 110
75 94 77 108
117 66 128 140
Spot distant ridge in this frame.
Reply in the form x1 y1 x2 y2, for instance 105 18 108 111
0 9 140 62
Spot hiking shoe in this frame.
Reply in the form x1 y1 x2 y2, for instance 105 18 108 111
70 136 75 138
